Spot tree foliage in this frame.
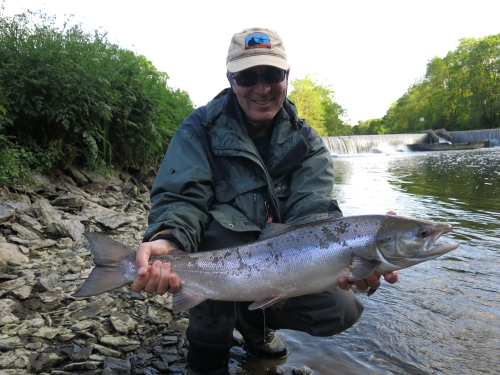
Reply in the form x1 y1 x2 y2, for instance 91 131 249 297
288 74 352 136
0 9 194 184
375 34 500 134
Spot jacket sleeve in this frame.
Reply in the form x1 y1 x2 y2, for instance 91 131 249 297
282 127 343 225
143 108 214 252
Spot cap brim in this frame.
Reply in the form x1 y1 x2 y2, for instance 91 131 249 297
227 55 289 73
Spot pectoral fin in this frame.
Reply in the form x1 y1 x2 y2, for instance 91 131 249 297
172 289 207 314
349 254 381 280
248 295 285 310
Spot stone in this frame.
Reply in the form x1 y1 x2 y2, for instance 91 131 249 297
6 223 40 241
0 243 29 264
0 203 15 224
51 193 83 208
0 310 19 326
99 335 141 347
32 198 61 226
46 219 84 241
32 326 62 340
109 311 138 335
29 352 64 373
147 305 173 325
170 318 189 334
94 214 137 229
292 366 313 375
64 165 90 186
0 336 23 350
102 356 131 375
91 343 122 358
38 273 61 292
38 289 66 304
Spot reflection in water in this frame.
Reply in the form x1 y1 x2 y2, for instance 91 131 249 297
235 148 500 374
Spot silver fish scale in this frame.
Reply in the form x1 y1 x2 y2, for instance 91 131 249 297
164 217 382 302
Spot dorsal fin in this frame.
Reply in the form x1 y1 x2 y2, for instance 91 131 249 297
259 222 292 239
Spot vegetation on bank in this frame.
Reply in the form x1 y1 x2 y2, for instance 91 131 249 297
355 34 500 135
0 10 194 185
288 74 353 136
1 8 499 186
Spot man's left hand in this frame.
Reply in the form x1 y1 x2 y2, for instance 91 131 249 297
336 210 399 293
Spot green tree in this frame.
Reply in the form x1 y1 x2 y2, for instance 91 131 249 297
288 74 351 136
383 34 500 133
0 9 194 184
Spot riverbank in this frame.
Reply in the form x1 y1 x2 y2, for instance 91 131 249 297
0 167 266 375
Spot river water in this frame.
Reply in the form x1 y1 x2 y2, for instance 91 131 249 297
236 148 500 374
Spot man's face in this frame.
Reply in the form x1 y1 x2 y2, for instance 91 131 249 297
230 66 288 129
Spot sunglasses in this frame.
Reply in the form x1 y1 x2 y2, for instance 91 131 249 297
231 69 287 87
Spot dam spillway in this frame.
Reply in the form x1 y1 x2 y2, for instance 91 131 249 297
322 128 500 155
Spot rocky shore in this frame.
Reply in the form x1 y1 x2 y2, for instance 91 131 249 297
0 167 316 375
0 167 251 375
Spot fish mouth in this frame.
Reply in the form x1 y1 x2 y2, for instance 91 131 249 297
427 226 459 255
428 242 460 255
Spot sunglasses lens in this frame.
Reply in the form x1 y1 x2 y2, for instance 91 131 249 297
264 69 286 84
233 69 286 87
235 71 257 87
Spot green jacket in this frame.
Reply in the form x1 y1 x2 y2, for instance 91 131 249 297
144 88 342 252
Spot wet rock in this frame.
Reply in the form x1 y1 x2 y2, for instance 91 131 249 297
99 335 141 348
91 343 122 358
38 289 66 304
0 336 24 350
38 273 61 292
0 310 19 326
170 318 189 334
32 198 61 226
32 326 63 340
5 223 40 241
147 305 173 325
292 366 313 375
18 213 42 231
70 345 93 362
46 219 85 241
52 193 84 208
64 165 90 186
94 213 137 229
0 203 15 223
102 356 131 375
0 243 29 264
29 352 64 374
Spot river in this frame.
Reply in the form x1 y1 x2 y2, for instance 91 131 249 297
236 148 500 374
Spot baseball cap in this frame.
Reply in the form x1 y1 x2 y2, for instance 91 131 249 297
226 27 289 73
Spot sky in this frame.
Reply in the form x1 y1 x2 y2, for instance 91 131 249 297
2 0 499 125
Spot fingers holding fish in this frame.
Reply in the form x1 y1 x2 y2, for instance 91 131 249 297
383 271 399 284
156 263 181 295
131 240 179 294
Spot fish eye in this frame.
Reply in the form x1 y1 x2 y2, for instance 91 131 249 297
418 229 430 238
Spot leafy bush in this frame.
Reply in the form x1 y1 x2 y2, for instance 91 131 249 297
0 9 194 183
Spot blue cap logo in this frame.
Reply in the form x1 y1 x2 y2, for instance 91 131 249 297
245 33 271 50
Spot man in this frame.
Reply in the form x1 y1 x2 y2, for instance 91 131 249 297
132 27 398 375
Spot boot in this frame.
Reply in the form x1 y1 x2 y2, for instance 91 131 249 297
235 304 288 359
244 327 288 359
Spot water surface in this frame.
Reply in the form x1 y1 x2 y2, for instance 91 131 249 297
237 148 500 374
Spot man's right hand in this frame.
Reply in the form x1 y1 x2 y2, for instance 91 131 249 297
131 239 182 295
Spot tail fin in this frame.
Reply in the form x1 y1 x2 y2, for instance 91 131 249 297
72 233 136 297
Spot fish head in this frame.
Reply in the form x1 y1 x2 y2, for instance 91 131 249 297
375 215 459 272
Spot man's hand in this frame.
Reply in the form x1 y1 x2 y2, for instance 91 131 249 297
337 210 399 293
337 271 399 292
131 239 182 295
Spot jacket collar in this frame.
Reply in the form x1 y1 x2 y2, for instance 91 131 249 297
205 88 309 176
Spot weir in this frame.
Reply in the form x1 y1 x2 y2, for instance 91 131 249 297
322 128 500 155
